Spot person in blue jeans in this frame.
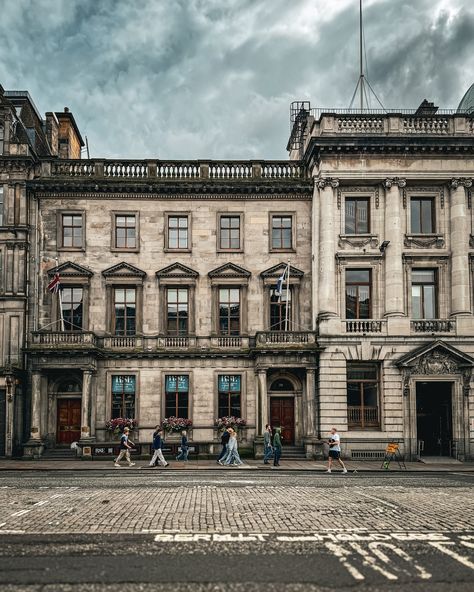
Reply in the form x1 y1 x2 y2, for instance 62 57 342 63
263 424 273 464
176 430 189 461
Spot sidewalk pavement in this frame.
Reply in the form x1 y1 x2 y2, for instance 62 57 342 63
0 458 474 472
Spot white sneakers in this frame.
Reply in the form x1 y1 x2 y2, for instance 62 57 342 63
326 468 348 473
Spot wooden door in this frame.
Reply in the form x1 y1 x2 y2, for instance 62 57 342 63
270 397 295 445
57 399 81 445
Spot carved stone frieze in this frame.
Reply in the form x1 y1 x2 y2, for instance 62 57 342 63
404 234 445 248
338 235 379 249
412 348 459 375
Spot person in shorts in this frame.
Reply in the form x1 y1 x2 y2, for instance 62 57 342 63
326 427 347 473
114 427 136 467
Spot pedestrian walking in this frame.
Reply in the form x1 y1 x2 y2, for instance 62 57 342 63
326 427 347 473
114 427 136 467
149 426 169 467
176 430 189 461
272 427 282 467
218 428 243 466
217 426 231 463
263 424 273 464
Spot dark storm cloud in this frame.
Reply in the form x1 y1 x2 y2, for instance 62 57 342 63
0 0 472 159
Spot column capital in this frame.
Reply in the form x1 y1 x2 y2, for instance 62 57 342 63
315 177 339 190
384 177 406 189
256 368 268 375
450 177 473 189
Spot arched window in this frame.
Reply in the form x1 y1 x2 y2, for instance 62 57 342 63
270 378 294 392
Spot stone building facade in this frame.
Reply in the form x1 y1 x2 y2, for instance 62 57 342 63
1 84 474 461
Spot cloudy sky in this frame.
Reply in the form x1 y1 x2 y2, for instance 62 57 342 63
1 0 473 159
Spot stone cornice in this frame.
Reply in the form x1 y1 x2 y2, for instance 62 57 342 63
28 181 313 198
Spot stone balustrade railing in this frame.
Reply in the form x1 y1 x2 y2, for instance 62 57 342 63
256 331 316 346
345 320 386 334
30 332 310 350
312 109 473 137
45 160 306 180
410 319 456 333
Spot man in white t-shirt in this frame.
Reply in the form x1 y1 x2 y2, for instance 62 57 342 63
326 427 347 473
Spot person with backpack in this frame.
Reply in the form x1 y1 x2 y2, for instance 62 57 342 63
149 426 169 467
114 427 136 467
176 430 189 462
273 427 282 467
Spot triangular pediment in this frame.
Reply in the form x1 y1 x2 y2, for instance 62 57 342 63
102 262 146 278
47 261 93 278
156 262 199 278
208 262 251 278
397 340 474 374
260 262 304 279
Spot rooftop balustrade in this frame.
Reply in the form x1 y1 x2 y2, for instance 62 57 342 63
44 159 307 181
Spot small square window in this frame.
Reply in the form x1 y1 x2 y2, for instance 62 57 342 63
167 215 189 250
114 214 137 249
219 215 241 250
61 213 83 248
271 215 293 250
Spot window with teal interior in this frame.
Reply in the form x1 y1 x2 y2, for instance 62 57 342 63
165 375 189 418
111 375 136 418
218 375 241 417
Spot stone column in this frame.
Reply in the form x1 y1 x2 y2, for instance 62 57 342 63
257 369 268 436
317 178 339 319
80 370 93 441
384 178 406 317
30 371 42 440
450 178 472 316
304 368 316 437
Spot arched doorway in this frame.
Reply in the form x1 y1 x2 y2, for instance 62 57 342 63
55 378 82 445
269 376 299 445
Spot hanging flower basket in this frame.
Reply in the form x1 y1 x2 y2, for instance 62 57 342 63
105 418 137 436
161 417 193 433
215 416 247 431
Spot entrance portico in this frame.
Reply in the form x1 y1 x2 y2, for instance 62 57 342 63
397 340 474 461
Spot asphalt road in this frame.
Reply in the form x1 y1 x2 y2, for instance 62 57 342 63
0 471 473 591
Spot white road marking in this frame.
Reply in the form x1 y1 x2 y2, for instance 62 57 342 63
0 523 6 527
33 500 49 506
356 490 398 509
349 542 398 580
0 530 25 534
429 542 474 570
326 543 365 581
369 542 431 580
10 510 31 517
49 494 65 499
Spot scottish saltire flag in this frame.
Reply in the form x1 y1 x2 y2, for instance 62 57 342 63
47 272 61 294
275 265 288 298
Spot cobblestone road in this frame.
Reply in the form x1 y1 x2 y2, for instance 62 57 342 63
0 471 473 590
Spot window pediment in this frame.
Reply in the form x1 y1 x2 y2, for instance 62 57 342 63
102 262 146 278
156 262 199 279
397 340 474 372
48 261 93 278
260 262 304 279
208 262 251 279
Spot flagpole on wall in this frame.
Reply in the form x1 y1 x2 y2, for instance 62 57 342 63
284 260 291 332
55 257 65 332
